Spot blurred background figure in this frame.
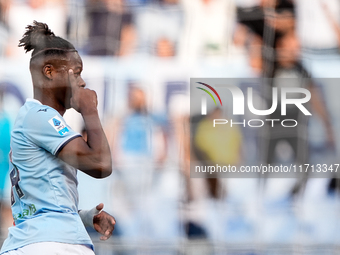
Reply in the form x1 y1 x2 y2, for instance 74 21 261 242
296 0 340 51
262 31 334 199
5 0 67 58
134 0 182 56
155 37 175 57
263 32 334 166
105 84 169 240
190 107 243 240
86 0 136 56
108 85 168 169
194 107 242 199
179 0 236 61
0 0 9 57
234 0 339 246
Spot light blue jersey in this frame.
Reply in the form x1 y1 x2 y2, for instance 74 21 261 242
0 99 93 254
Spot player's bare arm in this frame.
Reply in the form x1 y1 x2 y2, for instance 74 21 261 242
57 68 112 178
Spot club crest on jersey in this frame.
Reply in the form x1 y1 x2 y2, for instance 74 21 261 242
48 115 69 136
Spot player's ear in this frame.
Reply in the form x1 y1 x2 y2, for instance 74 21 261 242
42 64 54 80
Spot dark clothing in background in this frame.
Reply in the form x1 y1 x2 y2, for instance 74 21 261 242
87 4 133 56
262 63 310 165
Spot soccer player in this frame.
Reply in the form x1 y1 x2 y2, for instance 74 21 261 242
0 21 115 255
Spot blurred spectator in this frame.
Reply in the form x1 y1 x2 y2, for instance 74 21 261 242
194 107 242 199
271 32 333 157
0 0 9 25
0 0 9 57
155 37 175 57
262 32 334 196
65 0 88 50
237 0 295 37
168 94 209 239
187 107 244 240
238 0 335 197
263 32 310 168
117 86 166 167
168 94 190 184
237 0 295 76
179 0 236 61
134 0 182 55
318 0 340 195
195 108 242 169
104 85 168 238
86 0 136 56
248 34 263 76
6 0 67 58
296 0 340 50
124 0 149 6
108 85 168 165
264 0 295 34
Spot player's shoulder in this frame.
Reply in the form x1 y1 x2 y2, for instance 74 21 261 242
26 99 57 114
23 99 64 128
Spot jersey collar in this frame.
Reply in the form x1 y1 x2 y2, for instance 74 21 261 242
26 98 42 105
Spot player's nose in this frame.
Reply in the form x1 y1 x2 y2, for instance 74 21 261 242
79 77 86 88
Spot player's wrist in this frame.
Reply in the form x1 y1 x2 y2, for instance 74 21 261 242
80 106 98 116
82 111 101 130
79 206 102 228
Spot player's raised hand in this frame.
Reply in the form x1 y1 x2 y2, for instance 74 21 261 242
93 203 116 241
68 69 97 114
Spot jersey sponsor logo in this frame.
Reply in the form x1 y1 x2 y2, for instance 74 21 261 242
13 204 37 221
37 108 48 113
48 115 69 136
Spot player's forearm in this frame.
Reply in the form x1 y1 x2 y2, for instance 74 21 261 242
82 110 112 178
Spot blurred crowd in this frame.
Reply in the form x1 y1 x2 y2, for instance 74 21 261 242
1 0 340 253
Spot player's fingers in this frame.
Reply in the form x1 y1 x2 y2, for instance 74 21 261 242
101 228 110 239
96 203 104 211
94 224 102 234
100 236 108 241
102 224 112 235
68 69 78 93
105 229 111 236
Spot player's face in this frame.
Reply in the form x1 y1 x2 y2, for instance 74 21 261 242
56 52 85 109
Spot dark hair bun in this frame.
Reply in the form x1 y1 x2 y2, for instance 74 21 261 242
18 21 55 53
